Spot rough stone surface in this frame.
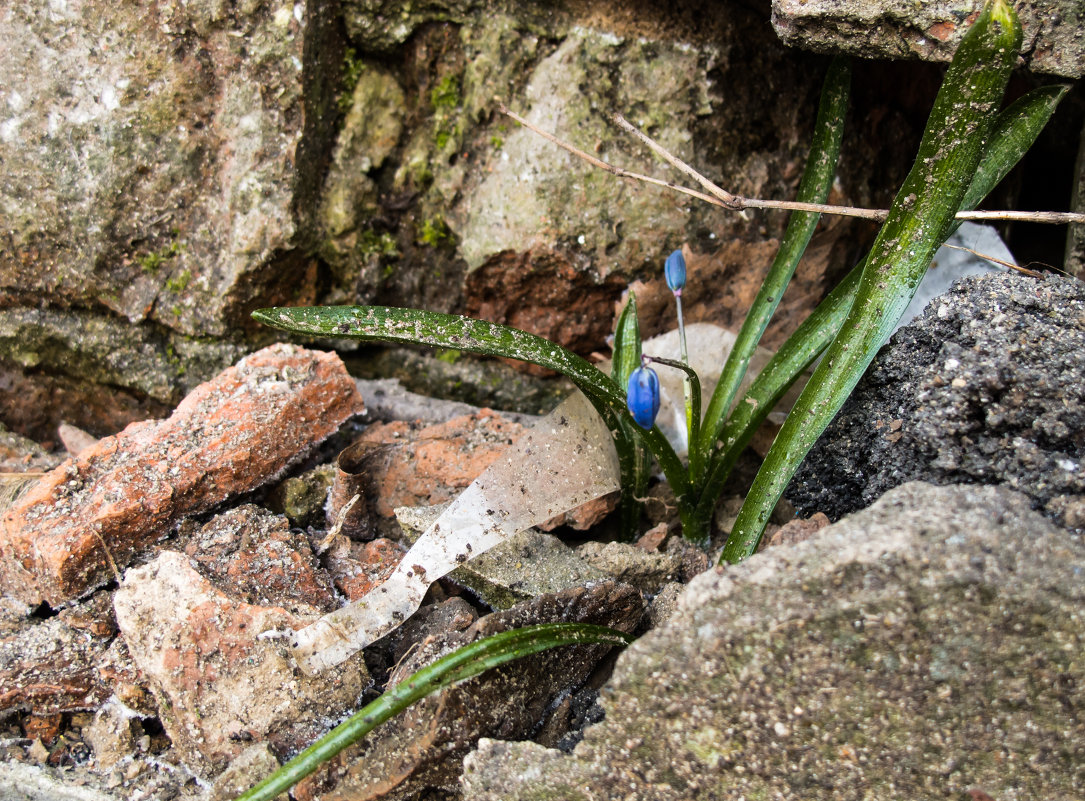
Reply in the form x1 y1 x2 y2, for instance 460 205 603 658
320 0 882 358
575 541 682 595
0 761 123 801
294 580 645 801
0 345 363 605
0 364 173 446
450 24 726 274
462 482 1085 800
0 423 59 473
763 511 831 550
787 273 1085 529
320 535 406 601
353 410 525 519
0 0 313 335
83 702 139 773
448 529 608 610
180 504 338 615
113 550 371 779
772 0 1085 78
0 613 116 719
209 743 287 801
0 308 246 406
462 250 629 361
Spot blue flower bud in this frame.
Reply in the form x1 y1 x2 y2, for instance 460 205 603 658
664 249 686 294
626 364 661 430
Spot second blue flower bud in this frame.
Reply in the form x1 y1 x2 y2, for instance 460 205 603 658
665 249 686 294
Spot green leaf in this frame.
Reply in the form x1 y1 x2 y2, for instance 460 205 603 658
253 304 689 506
233 623 633 801
612 291 642 388
697 56 850 473
696 259 863 525
958 83 1068 220
611 293 653 536
721 0 1023 563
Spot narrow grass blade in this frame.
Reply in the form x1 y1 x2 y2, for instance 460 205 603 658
696 259 863 524
234 623 633 801
957 83 1068 221
721 0 1022 563
697 57 850 475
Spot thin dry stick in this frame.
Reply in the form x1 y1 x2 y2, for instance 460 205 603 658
501 106 1085 226
498 105 736 211
941 242 1042 277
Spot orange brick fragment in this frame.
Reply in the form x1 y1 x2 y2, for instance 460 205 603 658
0 345 364 605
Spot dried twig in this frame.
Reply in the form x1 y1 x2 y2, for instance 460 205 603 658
500 106 1085 227
940 242 1043 277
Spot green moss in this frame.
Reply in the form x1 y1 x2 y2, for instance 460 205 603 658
138 238 182 273
161 340 189 379
434 348 461 364
430 74 464 154
417 216 451 247
430 75 462 111
338 47 366 114
358 229 399 259
165 269 191 293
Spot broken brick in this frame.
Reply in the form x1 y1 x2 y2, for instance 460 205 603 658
0 345 364 605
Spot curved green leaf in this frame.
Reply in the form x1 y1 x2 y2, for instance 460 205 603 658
611 292 653 536
234 623 633 801
697 56 850 473
253 305 688 500
722 0 1022 563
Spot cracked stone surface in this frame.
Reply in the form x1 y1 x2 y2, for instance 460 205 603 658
463 482 1085 800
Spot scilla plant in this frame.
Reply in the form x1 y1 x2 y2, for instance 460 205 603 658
256 0 1061 560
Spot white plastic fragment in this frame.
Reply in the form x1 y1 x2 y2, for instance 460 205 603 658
291 389 620 674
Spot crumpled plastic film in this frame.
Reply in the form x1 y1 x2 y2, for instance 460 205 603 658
291 389 620 674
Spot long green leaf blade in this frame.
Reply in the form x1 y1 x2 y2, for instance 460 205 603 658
234 623 633 801
697 57 850 472
696 259 863 523
721 0 1022 563
253 305 689 502
958 83 1068 220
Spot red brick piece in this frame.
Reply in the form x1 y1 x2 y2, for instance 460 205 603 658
0 345 364 605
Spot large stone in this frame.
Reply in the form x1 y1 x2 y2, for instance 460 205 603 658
451 25 712 274
0 0 315 335
786 272 1085 529
462 482 1085 800
772 0 1085 78
113 550 371 779
326 0 876 354
0 307 245 405
0 0 345 422
0 345 364 605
